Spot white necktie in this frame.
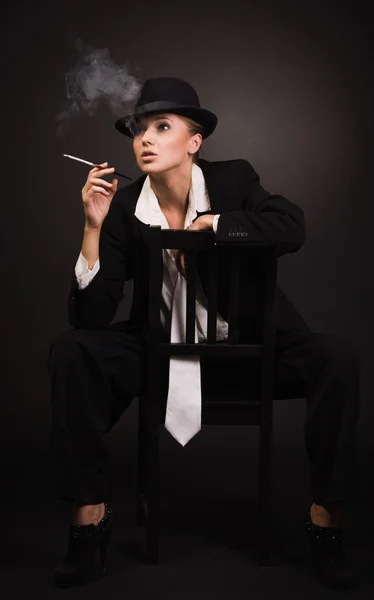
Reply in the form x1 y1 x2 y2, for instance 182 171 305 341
164 271 202 446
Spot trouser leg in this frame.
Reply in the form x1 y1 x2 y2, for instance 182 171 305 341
274 330 361 504
47 326 143 504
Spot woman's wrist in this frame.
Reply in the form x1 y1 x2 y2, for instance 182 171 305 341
201 214 215 229
84 224 102 234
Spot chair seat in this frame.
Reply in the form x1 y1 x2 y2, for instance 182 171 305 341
153 367 305 425
201 359 305 402
203 381 305 402
156 358 305 406
156 359 305 406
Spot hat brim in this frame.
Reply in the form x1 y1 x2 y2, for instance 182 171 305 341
115 101 218 139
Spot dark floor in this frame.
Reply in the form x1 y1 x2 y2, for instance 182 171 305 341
2 402 373 599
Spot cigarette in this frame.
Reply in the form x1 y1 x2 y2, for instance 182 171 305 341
63 154 132 180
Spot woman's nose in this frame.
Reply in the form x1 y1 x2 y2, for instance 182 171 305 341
141 127 154 144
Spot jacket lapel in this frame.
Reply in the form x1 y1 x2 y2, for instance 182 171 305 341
198 159 228 214
120 175 147 218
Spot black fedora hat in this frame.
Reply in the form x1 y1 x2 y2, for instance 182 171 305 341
115 77 218 139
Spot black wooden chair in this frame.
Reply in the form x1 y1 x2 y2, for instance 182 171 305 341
137 226 304 565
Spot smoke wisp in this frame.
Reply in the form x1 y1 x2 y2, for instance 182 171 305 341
56 40 141 138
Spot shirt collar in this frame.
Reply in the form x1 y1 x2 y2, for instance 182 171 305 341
135 163 210 227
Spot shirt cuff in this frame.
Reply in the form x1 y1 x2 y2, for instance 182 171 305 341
75 252 100 290
212 214 220 233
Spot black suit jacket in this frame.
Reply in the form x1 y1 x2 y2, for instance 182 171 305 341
68 158 311 339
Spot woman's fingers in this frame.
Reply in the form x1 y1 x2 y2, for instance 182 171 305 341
89 163 115 177
93 167 115 177
97 166 115 174
89 177 114 188
175 250 186 277
89 161 107 174
91 185 110 196
180 253 186 275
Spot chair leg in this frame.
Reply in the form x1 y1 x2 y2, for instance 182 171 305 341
256 426 277 565
145 416 160 564
137 398 147 527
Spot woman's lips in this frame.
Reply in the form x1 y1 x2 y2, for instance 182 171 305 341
142 154 157 160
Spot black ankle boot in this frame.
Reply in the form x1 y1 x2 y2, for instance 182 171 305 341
54 503 113 587
305 510 355 589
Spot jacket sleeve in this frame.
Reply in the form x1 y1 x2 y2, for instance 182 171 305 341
67 195 133 329
215 159 306 256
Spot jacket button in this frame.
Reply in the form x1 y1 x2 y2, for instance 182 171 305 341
228 232 233 237
243 232 248 237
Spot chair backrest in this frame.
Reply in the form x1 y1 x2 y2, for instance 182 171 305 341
147 227 277 355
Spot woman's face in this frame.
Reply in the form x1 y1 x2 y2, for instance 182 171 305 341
132 113 201 174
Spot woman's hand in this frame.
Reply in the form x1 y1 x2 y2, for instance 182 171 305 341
173 249 187 277
186 214 215 232
82 162 118 230
173 214 216 277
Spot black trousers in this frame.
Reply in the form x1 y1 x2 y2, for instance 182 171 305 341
47 324 360 505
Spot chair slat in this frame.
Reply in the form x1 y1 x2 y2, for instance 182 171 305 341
228 252 240 344
148 227 163 345
185 250 197 343
158 342 262 358
260 256 277 416
207 249 218 343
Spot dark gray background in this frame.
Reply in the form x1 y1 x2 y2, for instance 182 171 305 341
1 0 373 565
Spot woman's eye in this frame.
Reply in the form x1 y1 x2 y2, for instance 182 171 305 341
157 123 169 131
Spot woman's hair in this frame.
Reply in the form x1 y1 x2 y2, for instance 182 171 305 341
180 115 204 164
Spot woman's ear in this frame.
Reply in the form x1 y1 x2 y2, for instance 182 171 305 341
189 133 202 155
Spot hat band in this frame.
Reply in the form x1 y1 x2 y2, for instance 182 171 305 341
132 100 198 116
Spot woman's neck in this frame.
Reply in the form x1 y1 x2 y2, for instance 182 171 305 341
150 162 193 213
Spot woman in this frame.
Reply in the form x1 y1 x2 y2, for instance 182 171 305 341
48 77 360 588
